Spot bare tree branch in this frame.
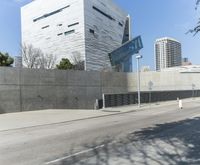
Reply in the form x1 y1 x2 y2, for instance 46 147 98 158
71 51 85 70
21 43 57 69
187 0 200 35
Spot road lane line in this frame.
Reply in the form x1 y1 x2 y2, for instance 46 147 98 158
45 144 105 164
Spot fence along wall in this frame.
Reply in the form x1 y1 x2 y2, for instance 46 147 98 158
0 67 128 113
102 71 200 108
103 90 200 108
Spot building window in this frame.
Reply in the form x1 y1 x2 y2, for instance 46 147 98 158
57 24 63 26
93 6 115 21
57 33 63 36
89 29 95 34
118 22 123 27
64 30 75 35
41 25 50 29
33 5 70 22
68 22 79 27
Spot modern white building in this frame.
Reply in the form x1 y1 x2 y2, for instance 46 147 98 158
155 37 182 71
21 0 131 71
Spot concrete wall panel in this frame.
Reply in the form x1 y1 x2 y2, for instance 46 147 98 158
21 85 56 111
67 86 87 109
21 69 41 85
0 85 20 113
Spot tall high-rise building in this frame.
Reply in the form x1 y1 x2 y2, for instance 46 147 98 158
21 0 131 71
154 37 182 71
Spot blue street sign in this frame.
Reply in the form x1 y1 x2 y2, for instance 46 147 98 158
109 36 143 66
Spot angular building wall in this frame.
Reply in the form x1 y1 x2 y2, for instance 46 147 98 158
84 0 130 71
21 0 130 71
21 0 86 67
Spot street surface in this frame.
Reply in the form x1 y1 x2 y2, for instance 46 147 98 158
1 99 200 165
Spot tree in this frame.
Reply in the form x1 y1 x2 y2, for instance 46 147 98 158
0 52 14 66
37 53 57 69
71 51 85 70
188 0 200 35
56 58 73 70
196 0 200 8
21 43 56 69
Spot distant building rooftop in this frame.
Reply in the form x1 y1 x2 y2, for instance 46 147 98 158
155 37 180 43
160 65 200 73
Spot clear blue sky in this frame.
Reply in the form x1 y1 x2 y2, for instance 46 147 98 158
0 0 200 69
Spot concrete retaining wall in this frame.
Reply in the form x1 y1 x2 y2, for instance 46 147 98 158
1 67 200 113
124 71 200 93
0 67 128 113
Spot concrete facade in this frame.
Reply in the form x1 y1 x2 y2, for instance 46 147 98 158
21 0 130 71
1 67 200 113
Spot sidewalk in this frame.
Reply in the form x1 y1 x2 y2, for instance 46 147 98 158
0 98 199 131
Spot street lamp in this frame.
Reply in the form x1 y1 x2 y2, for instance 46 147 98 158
136 54 143 107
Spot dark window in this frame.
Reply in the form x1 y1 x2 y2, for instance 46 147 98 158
33 5 70 22
68 22 79 27
64 30 75 35
41 25 50 29
93 6 115 21
89 29 95 34
57 24 63 26
118 22 123 27
57 33 63 36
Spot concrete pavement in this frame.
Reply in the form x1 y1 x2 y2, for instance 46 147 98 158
0 98 199 131
1 98 200 165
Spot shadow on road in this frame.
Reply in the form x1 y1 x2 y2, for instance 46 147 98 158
58 117 200 165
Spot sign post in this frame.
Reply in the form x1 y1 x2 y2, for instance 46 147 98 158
192 83 195 99
148 81 153 103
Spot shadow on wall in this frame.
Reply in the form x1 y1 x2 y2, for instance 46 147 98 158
58 117 200 165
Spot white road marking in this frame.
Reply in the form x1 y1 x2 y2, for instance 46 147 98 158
45 144 105 164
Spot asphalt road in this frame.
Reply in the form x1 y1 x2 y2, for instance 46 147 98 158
1 100 200 165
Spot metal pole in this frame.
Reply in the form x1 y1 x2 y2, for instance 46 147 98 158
149 90 151 104
192 84 195 99
148 81 153 105
137 58 141 107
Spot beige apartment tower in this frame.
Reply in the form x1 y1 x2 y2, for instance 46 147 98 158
155 37 182 71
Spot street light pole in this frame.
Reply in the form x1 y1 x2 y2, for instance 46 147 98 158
136 54 142 108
